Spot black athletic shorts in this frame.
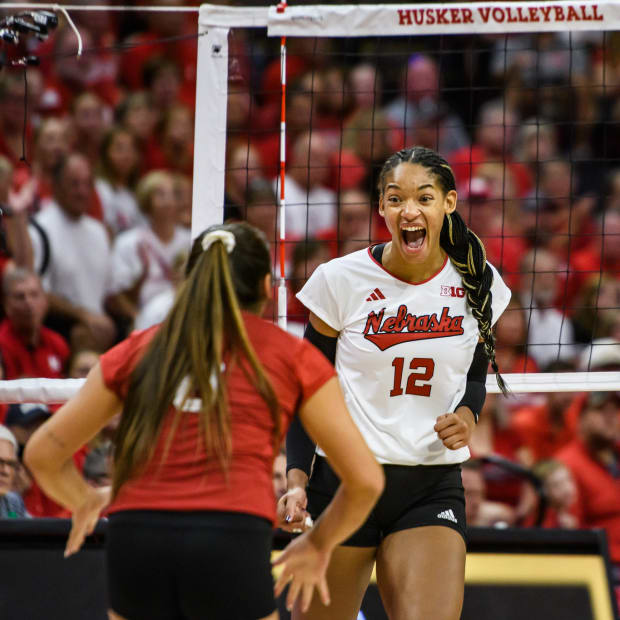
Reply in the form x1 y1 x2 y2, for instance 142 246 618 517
106 510 276 620
307 457 467 547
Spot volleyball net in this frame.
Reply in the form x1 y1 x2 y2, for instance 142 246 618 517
0 1 619 402
191 1 620 395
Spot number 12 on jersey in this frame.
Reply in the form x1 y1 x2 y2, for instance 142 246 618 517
390 357 435 397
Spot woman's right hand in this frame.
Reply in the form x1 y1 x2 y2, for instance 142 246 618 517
276 486 311 532
273 529 332 612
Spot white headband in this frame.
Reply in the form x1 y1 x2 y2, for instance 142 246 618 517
0 425 17 452
201 230 236 254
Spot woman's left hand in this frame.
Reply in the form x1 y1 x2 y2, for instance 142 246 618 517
273 530 332 613
434 408 475 450
65 486 111 558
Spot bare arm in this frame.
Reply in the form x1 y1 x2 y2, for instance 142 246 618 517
4 180 36 271
24 363 122 511
299 375 383 550
274 375 384 610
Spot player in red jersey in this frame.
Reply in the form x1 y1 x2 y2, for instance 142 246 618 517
25 222 384 620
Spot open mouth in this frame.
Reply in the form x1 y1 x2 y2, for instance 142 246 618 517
401 226 426 250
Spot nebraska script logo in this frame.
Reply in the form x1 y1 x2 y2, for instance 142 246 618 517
363 305 464 351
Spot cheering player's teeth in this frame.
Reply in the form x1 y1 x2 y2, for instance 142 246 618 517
402 226 426 249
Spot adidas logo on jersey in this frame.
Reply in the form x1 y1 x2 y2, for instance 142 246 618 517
366 288 386 302
437 509 458 523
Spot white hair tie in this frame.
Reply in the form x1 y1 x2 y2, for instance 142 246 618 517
201 230 236 254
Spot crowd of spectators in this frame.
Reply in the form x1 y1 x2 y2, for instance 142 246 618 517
0 3 618 600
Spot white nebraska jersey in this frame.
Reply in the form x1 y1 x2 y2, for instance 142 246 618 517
297 247 511 466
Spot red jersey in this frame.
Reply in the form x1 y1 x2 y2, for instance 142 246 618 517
556 439 620 562
101 313 335 523
0 319 69 380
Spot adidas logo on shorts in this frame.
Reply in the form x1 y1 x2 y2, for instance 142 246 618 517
437 509 458 523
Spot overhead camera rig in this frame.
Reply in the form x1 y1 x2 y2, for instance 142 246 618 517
0 10 59 66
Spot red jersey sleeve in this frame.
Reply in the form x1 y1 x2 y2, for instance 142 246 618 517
293 338 336 404
99 327 157 400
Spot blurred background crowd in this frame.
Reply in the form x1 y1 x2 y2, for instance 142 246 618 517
0 0 618 595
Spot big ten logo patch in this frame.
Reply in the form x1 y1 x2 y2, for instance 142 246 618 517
440 285 465 298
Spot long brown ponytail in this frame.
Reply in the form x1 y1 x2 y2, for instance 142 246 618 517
378 146 509 396
112 222 280 497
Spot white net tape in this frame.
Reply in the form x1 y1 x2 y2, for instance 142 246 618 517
0 372 618 405
0 3 617 405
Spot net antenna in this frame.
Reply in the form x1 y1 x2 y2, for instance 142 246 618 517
276 2 288 330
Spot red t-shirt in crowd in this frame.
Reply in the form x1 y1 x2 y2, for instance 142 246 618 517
556 439 620 563
0 319 70 380
101 313 335 523
510 399 580 463
0 319 74 513
448 145 533 198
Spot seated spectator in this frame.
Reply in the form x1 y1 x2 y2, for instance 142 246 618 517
28 153 116 351
0 157 34 274
347 63 383 112
513 118 560 172
287 239 332 328
0 268 69 380
384 54 469 156
342 108 402 195
71 92 109 168
95 127 144 236
572 274 620 343
115 91 157 161
143 57 185 123
459 168 529 290
461 459 516 527
174 173 192 230
494 295 539 374
470 393 533 519
318 188 382 258
254 73 326 178
68 349 100 379
274 131 337 238
41 25 120 114
568 211 620 309
526 160 595 262
245 178 279 254
511 360 580 466
120 0 197 100
224 141 263 221
316 66 353 133
5 404 51 452
556 390 620 566
336 188 374 255
5 403 85 518
449 99 532 198
0 425 28 518
145 105 194 176
519 248 578 368
13 117 72 211
107 170 190 329
533 459 581 529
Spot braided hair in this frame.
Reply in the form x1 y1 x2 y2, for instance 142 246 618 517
378 146 509 396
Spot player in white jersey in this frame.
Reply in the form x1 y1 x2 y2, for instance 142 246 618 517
277 146 511 620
